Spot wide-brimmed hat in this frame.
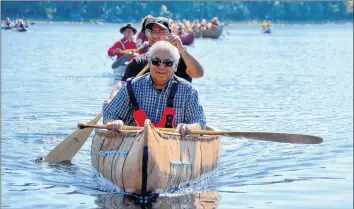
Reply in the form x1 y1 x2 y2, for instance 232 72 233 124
120 23 137 34
146 17 172 33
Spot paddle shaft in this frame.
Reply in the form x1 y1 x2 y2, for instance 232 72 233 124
77 123 323 144
119 50 139 56
137 65 149 77
119 44 146 57
111 45 147 69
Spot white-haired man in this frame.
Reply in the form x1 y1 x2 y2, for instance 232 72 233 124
104 41 206 136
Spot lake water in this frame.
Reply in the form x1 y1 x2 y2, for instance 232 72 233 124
1 23 353 209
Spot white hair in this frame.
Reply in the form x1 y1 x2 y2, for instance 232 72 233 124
147 41 180 62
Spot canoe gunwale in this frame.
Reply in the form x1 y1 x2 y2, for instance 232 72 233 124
94 126 219 142
181 33 195 45
94 128 141 138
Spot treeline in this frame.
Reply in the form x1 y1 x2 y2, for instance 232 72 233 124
1 1 353 23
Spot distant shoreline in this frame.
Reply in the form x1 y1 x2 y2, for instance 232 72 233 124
225 20 353 26
25 19 353 26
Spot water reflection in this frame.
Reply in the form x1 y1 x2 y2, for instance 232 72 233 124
95 192 221 209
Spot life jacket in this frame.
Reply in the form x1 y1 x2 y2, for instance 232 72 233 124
127 78 178 128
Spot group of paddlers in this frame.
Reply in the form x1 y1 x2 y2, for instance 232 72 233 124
106 16 206 135
2 17 28 29
171 17 221 36
261 20 272 32
107 15 222 60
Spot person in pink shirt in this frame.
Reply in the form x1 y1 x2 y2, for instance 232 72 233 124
108 23 138 60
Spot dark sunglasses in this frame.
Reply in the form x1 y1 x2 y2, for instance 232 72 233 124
151 58 175 67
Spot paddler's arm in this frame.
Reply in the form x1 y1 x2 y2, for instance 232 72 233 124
108 41 122 57
168 33 204 78
176 89 205 135
103 85 130 124
180 48 204 78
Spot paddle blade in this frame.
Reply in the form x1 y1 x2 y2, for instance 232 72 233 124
219 132 323 144
42 113 102 163
111 54 131 69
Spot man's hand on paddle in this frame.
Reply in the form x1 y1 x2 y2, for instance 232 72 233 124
114 48 121 55
142 41 149 47
176 123 203 136
168 33 184 53
176 123 192 136
107 120 124 132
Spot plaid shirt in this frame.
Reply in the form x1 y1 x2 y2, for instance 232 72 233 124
103 74 206 129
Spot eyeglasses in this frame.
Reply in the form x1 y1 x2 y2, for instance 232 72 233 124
150 58 176 67
146 29 170 37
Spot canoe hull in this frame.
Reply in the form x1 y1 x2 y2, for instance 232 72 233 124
15 28 27 32
194 25 223 39
112 54 131 77
1 26 12 30
181 33 195 45
113 64 127 78
262 28 271 34
91 120 221 195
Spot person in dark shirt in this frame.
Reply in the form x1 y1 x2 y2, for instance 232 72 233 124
106 17 204 103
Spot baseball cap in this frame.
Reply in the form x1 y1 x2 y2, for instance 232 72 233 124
145 17 172 33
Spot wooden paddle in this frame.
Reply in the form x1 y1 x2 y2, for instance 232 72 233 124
111 54 131 69
119 49 139 56
42 113 102 163
136 65 149 77
78 123 323 145
42 65 149 163
111 45 146 69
